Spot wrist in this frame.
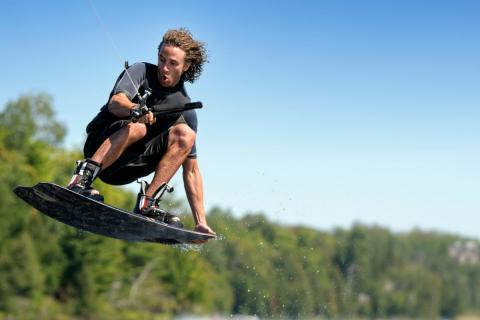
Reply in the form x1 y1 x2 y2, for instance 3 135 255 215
194 217 207 226
129 104 139 115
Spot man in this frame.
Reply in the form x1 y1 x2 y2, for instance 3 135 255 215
67 28 215 235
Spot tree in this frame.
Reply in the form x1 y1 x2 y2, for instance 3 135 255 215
1 93 480 319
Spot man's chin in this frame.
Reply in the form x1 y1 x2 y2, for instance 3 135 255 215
162 78 177 87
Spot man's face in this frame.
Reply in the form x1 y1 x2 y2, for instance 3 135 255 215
157 44 190 87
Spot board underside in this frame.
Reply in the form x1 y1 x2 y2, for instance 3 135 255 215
14 183 215 244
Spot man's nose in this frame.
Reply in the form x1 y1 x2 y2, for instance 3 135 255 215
162 63 169 74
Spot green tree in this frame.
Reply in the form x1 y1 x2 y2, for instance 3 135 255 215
2 93 480 319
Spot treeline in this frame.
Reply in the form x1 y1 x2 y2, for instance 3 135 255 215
1 94 479 319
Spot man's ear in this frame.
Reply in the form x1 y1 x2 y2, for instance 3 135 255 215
183 62 191 72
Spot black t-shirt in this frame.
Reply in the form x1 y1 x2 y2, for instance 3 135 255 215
102 62 198 158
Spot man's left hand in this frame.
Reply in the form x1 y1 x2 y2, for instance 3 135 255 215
195 224 216 235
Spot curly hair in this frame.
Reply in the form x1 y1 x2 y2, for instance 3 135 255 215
158 28 208 83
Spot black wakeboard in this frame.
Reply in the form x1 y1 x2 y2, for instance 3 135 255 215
13 182 215 244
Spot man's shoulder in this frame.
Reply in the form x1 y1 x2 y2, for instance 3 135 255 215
179 82 190 98
143 62 157 71
127 62 156 74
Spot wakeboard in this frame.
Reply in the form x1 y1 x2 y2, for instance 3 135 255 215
13 182 215 244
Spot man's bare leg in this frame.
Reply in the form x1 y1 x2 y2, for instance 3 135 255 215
91 122 147 170
68 122 148 198
145 124 195 197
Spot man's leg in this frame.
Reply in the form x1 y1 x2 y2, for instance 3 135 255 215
132 123 195 227
69 122 148 197
145 123 195 197
91 122 148 170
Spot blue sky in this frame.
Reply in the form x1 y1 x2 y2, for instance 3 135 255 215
1 0 479 238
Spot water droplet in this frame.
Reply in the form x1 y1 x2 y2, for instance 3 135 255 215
171 244 202 252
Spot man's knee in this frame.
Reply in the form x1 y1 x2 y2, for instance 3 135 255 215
126 122 147 140
169 124 195 150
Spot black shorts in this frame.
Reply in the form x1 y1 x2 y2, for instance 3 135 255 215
84 116 186 185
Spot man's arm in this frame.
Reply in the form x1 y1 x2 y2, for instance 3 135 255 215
182 157 216 234
108 92 136 117
108 93 155 124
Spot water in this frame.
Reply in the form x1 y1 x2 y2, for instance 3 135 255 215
171 233 224 252
172 243 203 252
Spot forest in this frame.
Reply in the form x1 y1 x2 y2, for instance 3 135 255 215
1 93 479 319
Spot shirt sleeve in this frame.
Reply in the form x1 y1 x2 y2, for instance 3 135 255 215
188 141 198 159
112 63 146 100
184 109 198 158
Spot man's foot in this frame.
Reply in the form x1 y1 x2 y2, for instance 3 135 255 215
141 206 183 228
133 180 183 228
67 158 104 202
